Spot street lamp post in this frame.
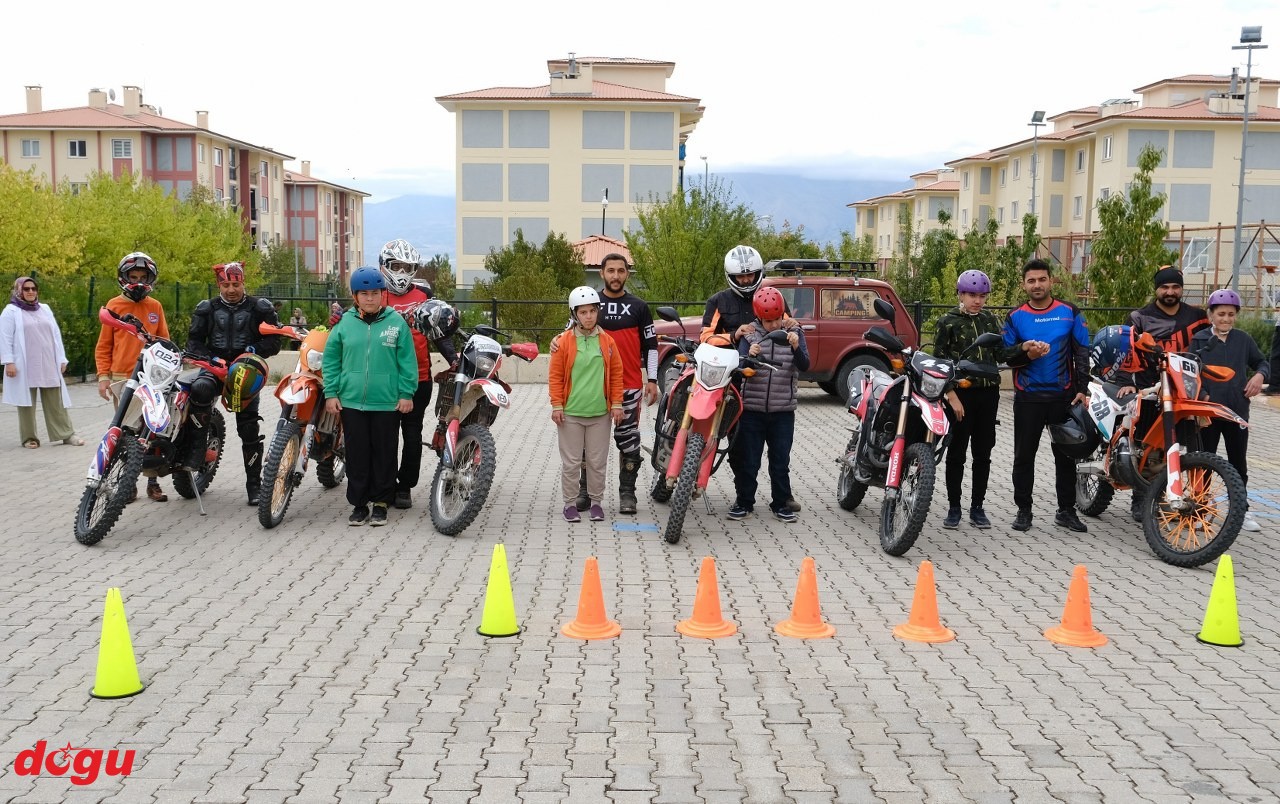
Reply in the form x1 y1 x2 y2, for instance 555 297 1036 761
1232 26 1266 291
1028 111 1046 223
601 188 609 237
700 155 708 194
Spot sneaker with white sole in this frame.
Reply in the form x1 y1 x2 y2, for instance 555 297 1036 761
727 504 750 521
1242 511 1262 532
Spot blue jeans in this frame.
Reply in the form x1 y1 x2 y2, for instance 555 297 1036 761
729 410 795 512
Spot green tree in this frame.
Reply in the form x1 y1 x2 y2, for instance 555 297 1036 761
751 221 824 262
259 243 305 289
625 177 758 304
822 231 878 262
1086 143 1178 323
0 164 83 277
419 254 455 301
474 230 584 345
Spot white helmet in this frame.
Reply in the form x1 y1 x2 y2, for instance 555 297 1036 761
378 238 420 295
568 285 601 316
724 245 764 298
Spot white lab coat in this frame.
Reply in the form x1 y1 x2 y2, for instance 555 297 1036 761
0 303 72 408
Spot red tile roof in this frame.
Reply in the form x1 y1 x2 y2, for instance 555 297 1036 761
282 172 369 197
1078 99 1280 126
0 103 292 157
573 235 632 267
436 80 698 104
547 56 674 67
1133 73 1280 93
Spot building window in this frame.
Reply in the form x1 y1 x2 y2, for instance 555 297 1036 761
1011 201 1019 220
1102 136 1113 161
999 167 1007 187
961 209 969 226
111 139 132 159
260 195 269 213
1013 158 1021 179
69 183 88 195
214 148 223 166
1100 187 1110 201
21 139 40 158
215 188 224 202
272 164 279 180
1076 149 1085 171
998 207 1005 223
962 171 970 190
198 143 206 163
68 140 87 158
260 160 267 178
1073 196 1083 219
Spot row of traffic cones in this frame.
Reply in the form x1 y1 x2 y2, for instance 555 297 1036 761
83 553 1247 701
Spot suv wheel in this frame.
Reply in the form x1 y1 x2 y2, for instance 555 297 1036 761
834 354 889 401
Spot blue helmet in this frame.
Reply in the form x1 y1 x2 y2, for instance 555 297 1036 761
349 266 385 293
1090 324 1141 378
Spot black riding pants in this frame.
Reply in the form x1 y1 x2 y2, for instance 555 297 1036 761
342 408 400 508
945 386 1000 509
1011 397 1076 513
396 379 434 493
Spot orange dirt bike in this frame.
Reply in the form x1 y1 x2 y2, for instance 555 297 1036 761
256 322 346 528
1055 331 1248 567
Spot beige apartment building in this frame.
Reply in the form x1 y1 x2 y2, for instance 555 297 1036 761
853 74 1280 284
283 161 369 285
0 85 318 263
851 169 959 257
437 55 703 287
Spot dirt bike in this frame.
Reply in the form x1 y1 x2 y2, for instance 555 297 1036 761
75 308 230 545
836 298 1002 556
649 307 789 544
427 325 538 536
256 322 347 529
1061 332 1248 567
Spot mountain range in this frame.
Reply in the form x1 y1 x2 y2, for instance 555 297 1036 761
362 173 909 265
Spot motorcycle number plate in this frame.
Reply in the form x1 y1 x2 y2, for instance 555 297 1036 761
146 343 182 372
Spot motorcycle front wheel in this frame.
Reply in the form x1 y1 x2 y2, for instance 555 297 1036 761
878 442 935 556
74 432 143 546
429 423 497 536
662 431 705 545
1075 469 1115 517
172 409 226 499
1142 451 1245 568
258 420 302 529
836 436 868 511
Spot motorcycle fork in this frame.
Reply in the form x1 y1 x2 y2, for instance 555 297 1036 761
1160 374 1187 508
884 395 912 493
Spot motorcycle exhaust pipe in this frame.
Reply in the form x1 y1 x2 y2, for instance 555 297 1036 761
1075 460 1105 476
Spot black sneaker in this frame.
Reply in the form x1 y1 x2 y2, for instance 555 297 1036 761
969 507 992 529
772 508 798 523
1055 509 1088 533
394 490 412 510
783 498 801 513
1012 509 1033 531
349 505 370 526
1130 499 1144 523
727 504 750 521
942 507 962 529
370 503 388 527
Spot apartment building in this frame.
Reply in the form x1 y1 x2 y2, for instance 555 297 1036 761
0 85 293 251
849 169 958 257
436 55 703 287
283 161 369 284
852 73 1280 276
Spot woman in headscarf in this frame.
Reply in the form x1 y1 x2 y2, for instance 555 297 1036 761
0 277 83 448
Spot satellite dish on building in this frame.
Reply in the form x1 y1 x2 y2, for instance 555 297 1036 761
108 88 116 101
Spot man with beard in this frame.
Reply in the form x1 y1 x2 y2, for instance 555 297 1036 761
1117 266 1209 521
1001 259 1091 534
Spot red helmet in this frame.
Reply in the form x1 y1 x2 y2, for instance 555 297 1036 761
752 286 785 320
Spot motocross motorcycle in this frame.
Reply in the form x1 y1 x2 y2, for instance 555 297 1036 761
427 325 538 536
836 298 1002 556
649 307 788 545
75 308 230 545
1059 332 1248 567
256 322 347 529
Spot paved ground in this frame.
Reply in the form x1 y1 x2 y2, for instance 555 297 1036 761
2 382 1280 803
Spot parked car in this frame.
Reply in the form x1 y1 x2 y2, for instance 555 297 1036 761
651 259 921 398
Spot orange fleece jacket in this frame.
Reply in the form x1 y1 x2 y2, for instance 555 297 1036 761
95 295 170 379
548 327 625 412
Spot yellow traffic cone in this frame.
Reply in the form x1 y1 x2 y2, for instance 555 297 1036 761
1196 554 1243 647
90 588 144 699
477 543 521 637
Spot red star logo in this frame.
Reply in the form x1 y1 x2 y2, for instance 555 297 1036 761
58 742 75 760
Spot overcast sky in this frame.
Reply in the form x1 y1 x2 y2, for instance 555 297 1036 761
4 0 1276 202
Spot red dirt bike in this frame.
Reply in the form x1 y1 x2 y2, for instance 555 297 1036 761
427 325 539 536
75 308 230 544
649 307 788 544
256 322 347 529
1060 331 1248 567
837 298 1002 556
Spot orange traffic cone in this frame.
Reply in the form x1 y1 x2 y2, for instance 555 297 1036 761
893 560 955 643
561 557 622 640
1044 564 1108 648
677 557 738 639
774 557 835 638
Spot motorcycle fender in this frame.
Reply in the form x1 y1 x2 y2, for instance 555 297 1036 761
1176 399 1249 428
667 428 689 480
471 378 511 409
442 419 461 469
138 383 171 434
914 393 950 436
87 426 122 482
686 384 722 419
280 375 313 407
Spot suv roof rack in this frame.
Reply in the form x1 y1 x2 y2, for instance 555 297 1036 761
763 259 879 275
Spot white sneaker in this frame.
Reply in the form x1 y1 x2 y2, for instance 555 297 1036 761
1242 511 1262 532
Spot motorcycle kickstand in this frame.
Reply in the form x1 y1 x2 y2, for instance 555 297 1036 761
188 469 207 515
702 494 714 514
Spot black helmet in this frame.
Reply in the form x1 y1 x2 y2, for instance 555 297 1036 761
1048 403 1100 460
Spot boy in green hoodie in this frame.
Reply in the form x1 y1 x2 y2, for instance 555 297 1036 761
323 267 418 526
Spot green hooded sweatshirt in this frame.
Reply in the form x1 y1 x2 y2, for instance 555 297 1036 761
322 306 418 411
